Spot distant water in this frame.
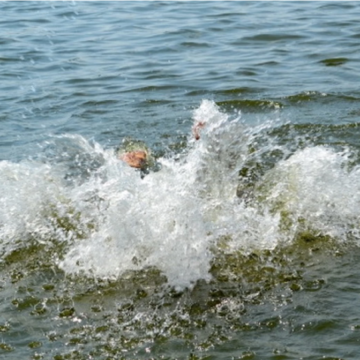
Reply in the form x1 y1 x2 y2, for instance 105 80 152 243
2 2 360 359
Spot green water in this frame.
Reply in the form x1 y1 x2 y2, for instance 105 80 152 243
1 2 360 359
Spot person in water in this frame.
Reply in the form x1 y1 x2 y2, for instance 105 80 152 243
118 149 148 169
116 137 159 173
118 120 205 168
118 120 206 173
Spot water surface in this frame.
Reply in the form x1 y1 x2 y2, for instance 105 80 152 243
1 2 360 359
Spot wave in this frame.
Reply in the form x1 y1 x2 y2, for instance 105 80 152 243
1 100 360 291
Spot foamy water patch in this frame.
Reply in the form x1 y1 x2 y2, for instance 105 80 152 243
3 101 360 290
0 160 63 254
58 101 242 288
59 155 215 288
254 146 360 243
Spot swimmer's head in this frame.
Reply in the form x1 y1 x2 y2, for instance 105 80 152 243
116 138 155 170
118 150 148 169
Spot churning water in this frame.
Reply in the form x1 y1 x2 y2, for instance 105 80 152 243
2 2 360 359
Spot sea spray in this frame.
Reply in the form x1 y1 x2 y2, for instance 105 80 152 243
57 100 244 288
2 101 360 360
2 100 360 292
253 146 360 244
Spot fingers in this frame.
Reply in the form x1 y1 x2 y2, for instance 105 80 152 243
192 121 205 140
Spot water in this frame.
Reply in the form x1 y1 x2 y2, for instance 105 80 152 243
1 1 360 359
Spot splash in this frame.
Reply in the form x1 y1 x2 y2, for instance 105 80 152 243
58 100 247 288
1 100 360 289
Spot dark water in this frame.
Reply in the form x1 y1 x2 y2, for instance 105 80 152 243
2 2 360 359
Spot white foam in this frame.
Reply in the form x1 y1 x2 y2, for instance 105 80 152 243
258 146 360 242
2 100 360 288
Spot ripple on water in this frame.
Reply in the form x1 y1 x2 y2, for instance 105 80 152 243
1 1 360 358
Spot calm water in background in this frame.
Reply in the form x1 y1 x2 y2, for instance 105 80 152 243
2 2 360 359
